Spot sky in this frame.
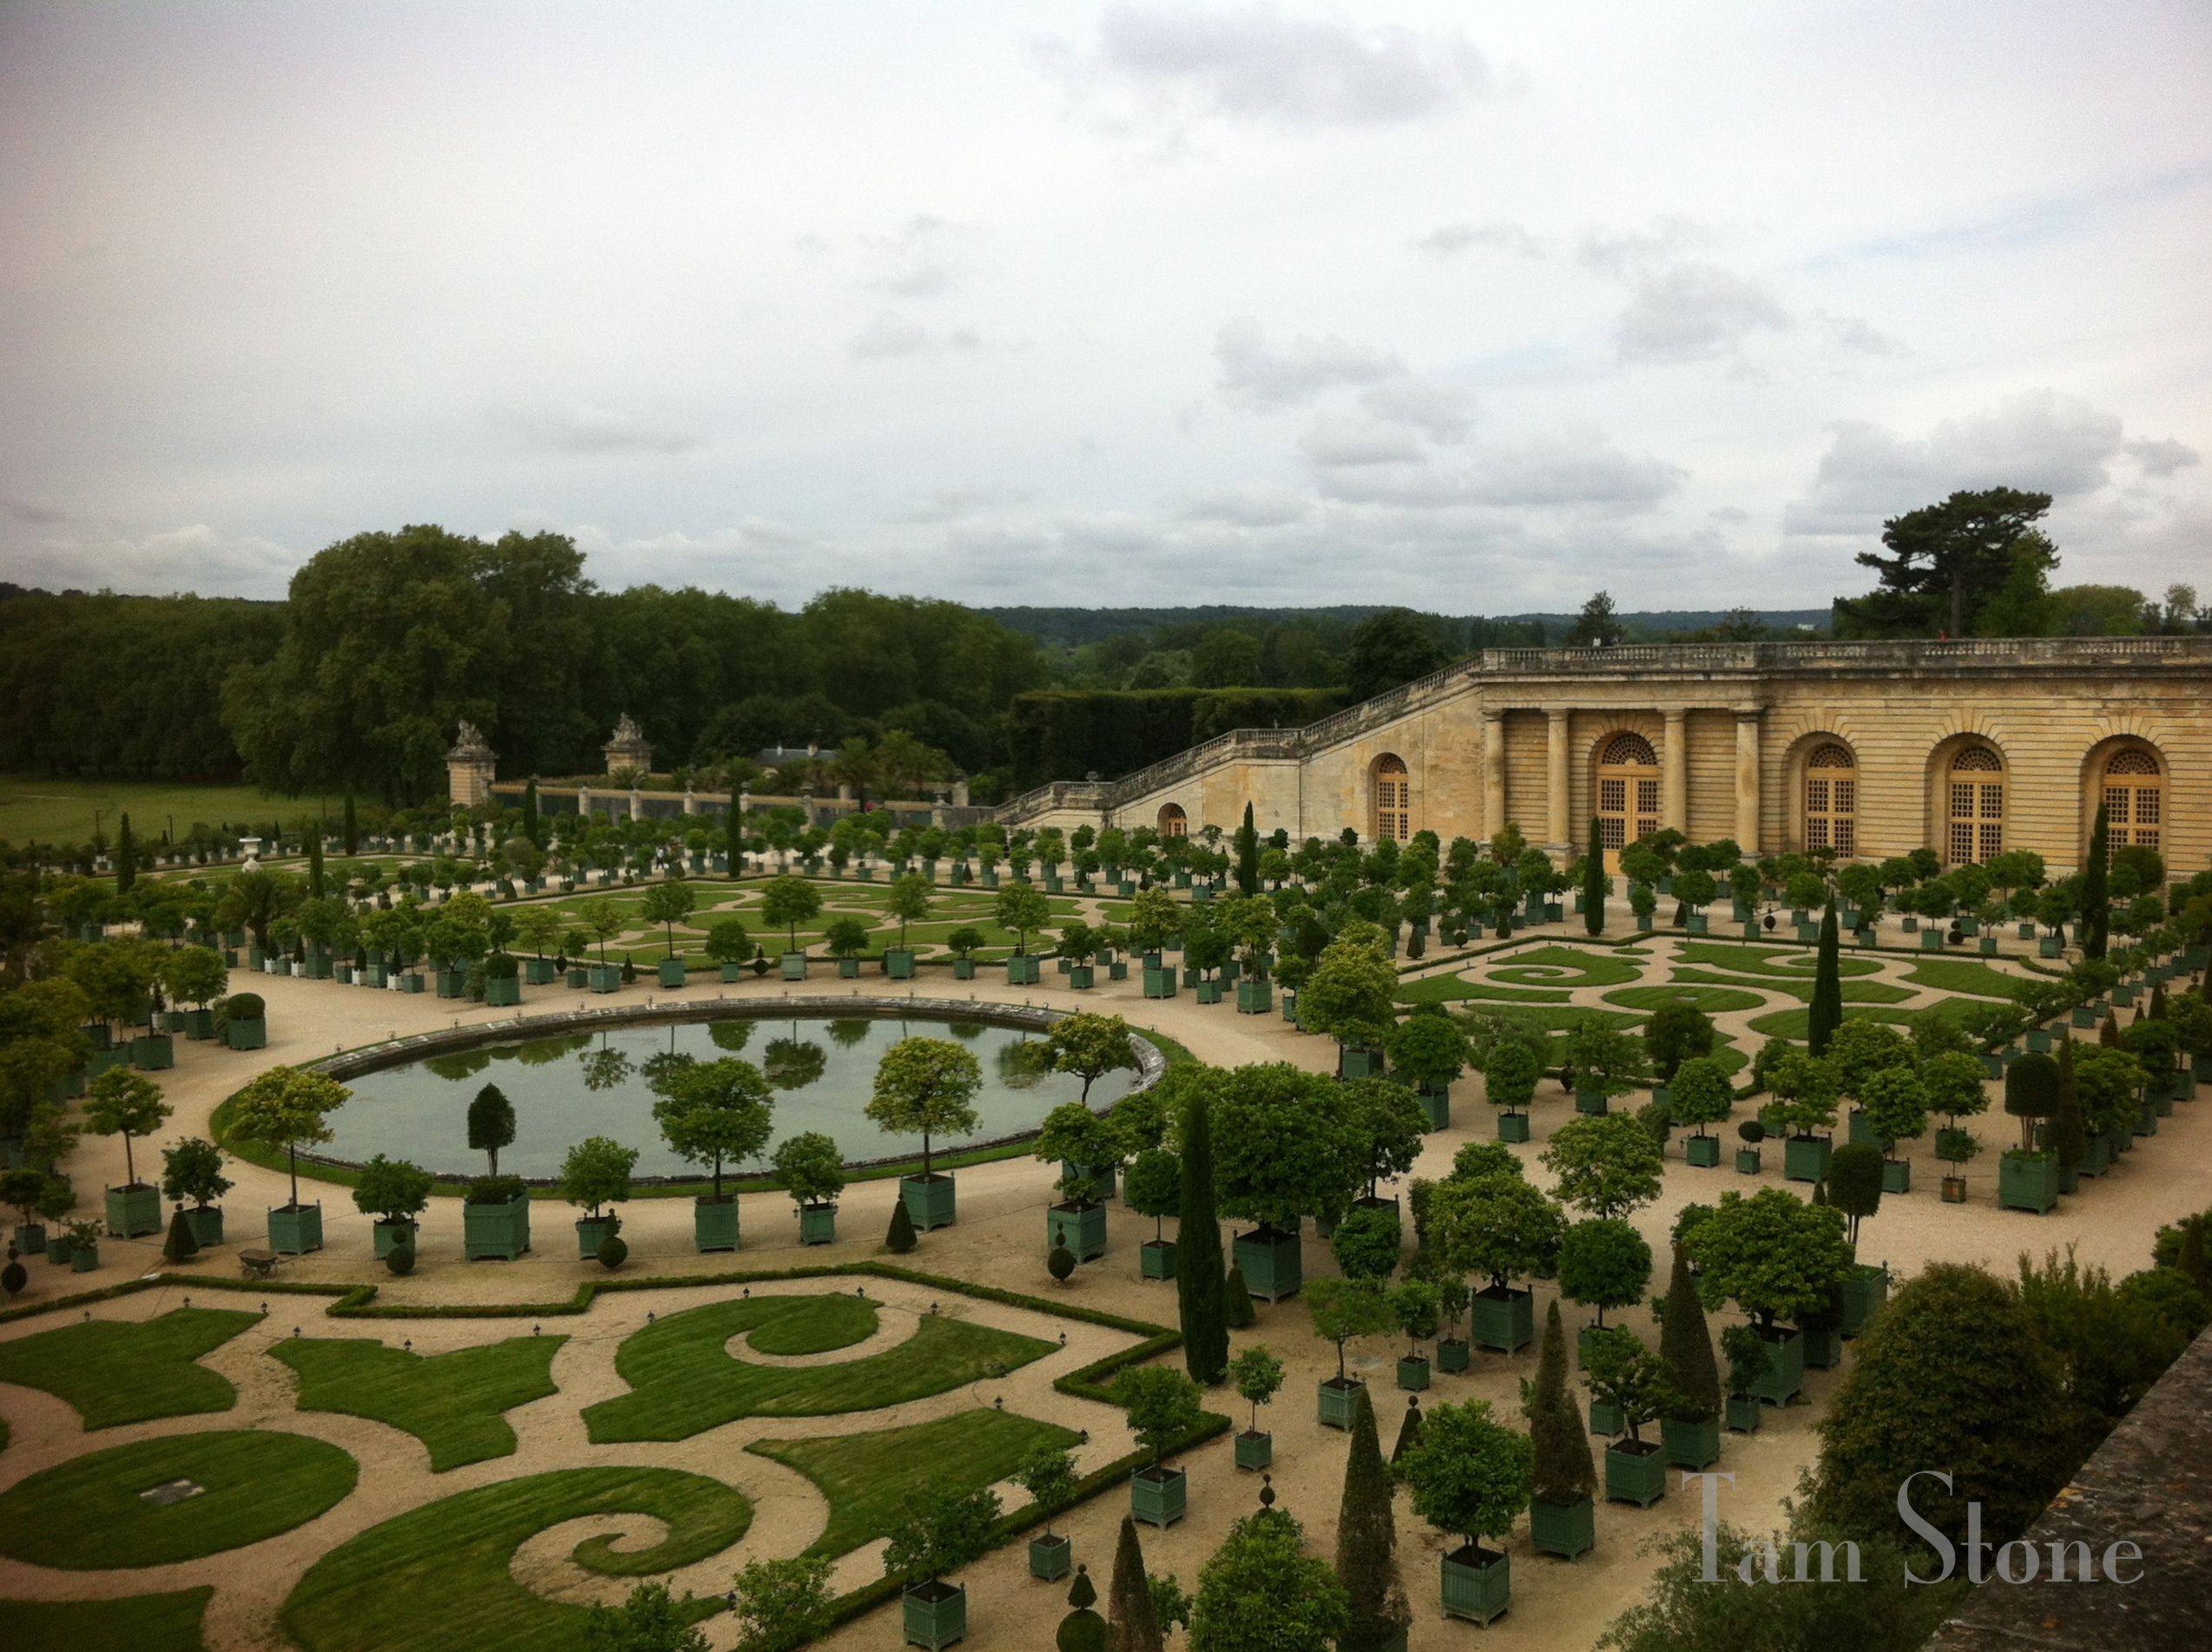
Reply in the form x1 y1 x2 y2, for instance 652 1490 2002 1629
3 1 2208 612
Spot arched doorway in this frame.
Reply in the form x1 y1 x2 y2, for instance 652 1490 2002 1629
2096 746 2163 858
1596 733 1660 862
1802 741 1858 856
1156 802 1188 839
1945 743 2005 865
1373 754 1412 843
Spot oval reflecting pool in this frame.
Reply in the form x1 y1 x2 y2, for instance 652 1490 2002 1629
324 1013 1142 1180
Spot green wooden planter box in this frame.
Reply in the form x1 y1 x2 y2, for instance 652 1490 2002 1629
464 1194 531 1260
437 969 465 998
1685 1134 1721 1168
179 1007 216 1040
1069 964 1096 990
902 1173 957 1231
714 961 742 983
1471 1284 1534 1353
1235 979 1273 1014
1530 1496 1594 1560
484 977 522 1007
1415 1086 1450 1130
1575 1086 1610 1116
780 951 808 981
799 1202 838 1246
2072 1005 2098 1029
1749 1327 1804 1403
46 1232 75 1265
1437 1337 1471 1372
1441 1548 1511 1624
12 1221 45 1255
655 958 687 988
130 1034 174 1071
1880 1158 1910 1195
1662 1415 1721 1471
1028 1532 1071 1581
1725 1394 1763 1432
1497 1110 1531 1142
1920 928 1945 951
525 958 557 984
1340 1047 1385 1080
2077 1133 2112 1177
1047 1201 1107 1262
1846 1108 1875 1147
1140 1237 1177 1280
1007 954 1043 986
1131 1465 1187 1528
1605 1440 1668 1507
575 1214 619 1258
567 967 589 988
269 1202 324 1255
1784 1135 1832 1184
105 1183 161 1238
1801 1326 1842 1370
901 1583 966 1651
372 1218 418 1261
72 1242 100 1273
1234 1430 1272 1471
695 1196 740 1253
885 949 917 980
1998 1151 2059 1214
1109 959 1129 981
184 1205 225 1247
836 957 863 978
1840 1264 1888 1336
1194 979 1223 1004
1397 1355 1432 1392
225 1017 267 1050
952 958 976 981
1234 1227 1301 1301
1317 1376 1366 1430
1687 912 1708 935
589 964 621 994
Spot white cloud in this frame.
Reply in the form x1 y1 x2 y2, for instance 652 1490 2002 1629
1215 318 1404 409
1300 412 1425 467
1359 375 1473 443
865 214 972 299
1312 430 1685 512
2126 436 2201 477
6 523 298 597
488 404 703 456
849 313 984 361
1613 263 1792 364
1412 220 1544 259
1577 215 1713 279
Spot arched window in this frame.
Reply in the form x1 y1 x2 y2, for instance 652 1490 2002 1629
1156 802 1188 839
2099 747 2163 856
1596 732 1660 852
1373 754 1412 843
1946 744 2005 865
1803 742 1857 856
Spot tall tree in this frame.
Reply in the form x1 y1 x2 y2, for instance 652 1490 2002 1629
1234 802 1259 898
1853 488 2056 637
1526 1300 1594 1507
1334 1387 1411 1652
307 830 326 899
1583 817 1605 937
1565 591 1625 647
519 780 539 848
1344 607 1452 702
1175 1076 1229 1385
114 812 135 894
2081 802 2110 960
1657 1245 1720 1426
342 793 359 855
1807 898 1842 1056
1105 1514 1164 1652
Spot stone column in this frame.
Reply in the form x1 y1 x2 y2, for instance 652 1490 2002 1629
1480 709 1507 838
628 786 642 822
1544 708 1571 852
1735 708 1763 852
682 785 697 816
1662 708 1689 833
577 783 592 819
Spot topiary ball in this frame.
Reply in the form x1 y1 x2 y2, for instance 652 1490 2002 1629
1047 1244 1076 1284
596 1234 629 1270
385 1241 416 1277
2 1259 25 1296
1737 1119 1766 1143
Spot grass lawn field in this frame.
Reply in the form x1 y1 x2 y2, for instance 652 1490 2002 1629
1675 941 1883 977
0 1589 212 1652
0 773 335 846
1602 984 1768 1014
272 1333 566 1472
583 1294 1057 1442
0 1431 358 1570
1393 977 1573 1006
1670 966 1915 1005
748 1406 1083 1558
281 1466 749 1652
1485 945 1644 989
0 1307 261 1429
1899 958 2040 1000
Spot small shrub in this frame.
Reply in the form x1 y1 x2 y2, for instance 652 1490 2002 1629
1736 1119 1765 1144
2 1257 25 1297
1223 1260 1256 1328
596 1234 629 1270
886 1199 918 1254
385 1241 416 1277
1048 1244 1076 1283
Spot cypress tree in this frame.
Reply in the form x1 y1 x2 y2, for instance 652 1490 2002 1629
2049 1037 2088 1172
2149 982 2169 1022
2099 1010 2121 1048
724 801 746 872
1390 1392 1424 1465
2082 803 2110 960
1657 1245 1720 1425
885 1197 918 1254
307 831 326 899
161 1205 200 1265
1175 1082 1228 1383
1334 1387 1410 1652
1105 1514 1163 1652
522 778 541 848
1235 802 1259 898
1221 1260 1255 1330
1807 898 1843 1057
343 793 359 856
1583 817 1606 936
1527 1300 1594 1505
115 813 135 894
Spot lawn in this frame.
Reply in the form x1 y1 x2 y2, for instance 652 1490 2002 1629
1744 1001 1997 1043
281 1466 750 1652
1669 966 1914 1005
0 773 333 847
0 1589 212 1652
583 1293 1057 1442
0 1430 358 1570
1602 983 1768 1014
749 1407 1083 1558
0 1307 261 1429
1675 941 1883 977
272 1333 566 1472
1394 976 1573 1006
1899 958 2039 1001
1485 945 1643 989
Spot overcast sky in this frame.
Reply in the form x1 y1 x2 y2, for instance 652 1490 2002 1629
3 1 2207 612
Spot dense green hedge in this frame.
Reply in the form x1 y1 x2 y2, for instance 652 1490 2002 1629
1006 688 1343 788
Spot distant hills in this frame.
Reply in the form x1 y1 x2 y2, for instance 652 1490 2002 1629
980 604 1832 648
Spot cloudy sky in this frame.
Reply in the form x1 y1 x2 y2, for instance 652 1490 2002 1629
3 1 2207 612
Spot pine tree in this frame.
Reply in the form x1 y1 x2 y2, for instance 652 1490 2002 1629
1221 1260 1255 1330
885 1198 918 1254
1657 1245 1720 1425
1583 817 1606 937
1235 802 1259 898
343 793 359 855
1391 1393 1424 1465
308 831 326 899
1807 898 1843 1056
1527 1300 1594 1505
1105 1514 1164 1652
1335 1387 1410 1652
1175 1083 1228 1383
2082 803 2110 960
115 812 135 894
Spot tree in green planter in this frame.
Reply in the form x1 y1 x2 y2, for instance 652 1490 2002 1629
1807 900 1844 1056
1558 1217 1651 1330
1330 1203 1403 1281
1920 1048 1991 1135
887 873 932 952
655 1057 774 1202
1307 1276 1394 1383
1037 1100 1124 1207
1175 1074 1228 1384
883 1484 1001 1600
160 1137 231 1214
1561 1023 1652 1105
2003 1050 2061 1155
1525 1300 1594 1504
995 883 1052 956
1583 818 1608 935
560 1135 639 1227
1210 1062 1360 1238
1826 1144 1885 1248
639 878 697 958
2058 1042 2138 1143
1045 1012 1139 1103
1189 1503 1350 1652
351 1154 433 1232
1656 1245 1720 1426
1340 1076 1425 1205
161 944 229 1021
759 875 821 953
1829 1019 1912 1113
1386 1010 1467 1099
1393 1397 1534 1565
1229 1344 1284 1437
1762 1050 1842 1142
1689 1188 1853 1332
703 918 753 976
1298 937 1399 1067
1013 1442 1080 1555
468 1083 517 1176
772 1130 845 1215
813 917 866 972
1542 1113 1664 1221
84 1068 170 1189
1125 887 1178 958
1583 1328 1679 1445
1125 1146 1181 1247
1427 1172 1565 1293
1389 1278 1441 1366
227 1066 347 1209
1118 1364 1204 1478
1642 1004 1715 1083
1335 1387 1412 1652
1479 1035 1543 1123
727 1555 833 1652
1667 1056 1733 1142
1858 1065 1928 1168
865 1037 981 1183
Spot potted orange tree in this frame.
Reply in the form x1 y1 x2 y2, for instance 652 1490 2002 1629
1395 1397 1532 1626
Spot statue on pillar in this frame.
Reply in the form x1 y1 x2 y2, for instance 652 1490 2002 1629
447 721 497 808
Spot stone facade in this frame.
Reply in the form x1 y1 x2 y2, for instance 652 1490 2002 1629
997 638 2212 878
602 712 652 776
444 721 496 809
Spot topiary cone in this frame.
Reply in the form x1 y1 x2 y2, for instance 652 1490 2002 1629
161 1206 200 1265
886 1198 918 1254
1057 1564 1107 1652
1222 1260 1256 1329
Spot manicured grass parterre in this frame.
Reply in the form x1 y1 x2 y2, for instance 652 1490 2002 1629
0 1307 261 1429
281 1466 751 1652
272 1333 566 1471
1899 958 2040 1000
0 1588 213 1652
1393 976 1573 1006
583 1293 1058 1442
1675 940 1882 977
749 1406 1083 1558
0 1430 358 1570
1670 965 1914 1005
1485 945 1643 988
1602 984 1768 1014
